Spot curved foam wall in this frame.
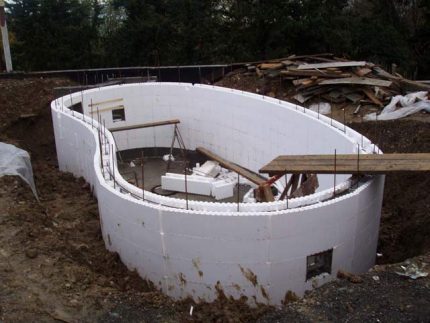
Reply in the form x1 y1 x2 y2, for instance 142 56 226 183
51 83 384 305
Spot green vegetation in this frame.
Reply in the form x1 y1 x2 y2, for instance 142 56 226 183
4 0 430 78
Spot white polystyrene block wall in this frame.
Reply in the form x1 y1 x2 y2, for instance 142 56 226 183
81 84 353 191
51 83 385 306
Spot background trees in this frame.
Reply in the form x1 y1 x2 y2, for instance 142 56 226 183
4 0 430 78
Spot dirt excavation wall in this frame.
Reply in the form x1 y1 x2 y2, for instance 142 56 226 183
51 83 385 305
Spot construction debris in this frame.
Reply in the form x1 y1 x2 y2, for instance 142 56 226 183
364 91 430 121
244 53 430 111
395 260 429 280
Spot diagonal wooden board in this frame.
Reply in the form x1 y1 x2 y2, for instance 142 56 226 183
196 147 267 185
259 153 430 175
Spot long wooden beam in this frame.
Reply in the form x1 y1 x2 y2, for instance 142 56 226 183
297 61 367 70
196 147 267 186
110 119 180 132
259 153 430 175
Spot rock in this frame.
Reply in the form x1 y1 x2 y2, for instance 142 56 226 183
337 270 363 283
25 249 38 259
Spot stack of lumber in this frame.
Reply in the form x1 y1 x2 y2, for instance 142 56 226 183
246 53 430 106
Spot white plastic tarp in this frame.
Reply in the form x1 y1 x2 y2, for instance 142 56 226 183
0 142 38 200
364 91 430 121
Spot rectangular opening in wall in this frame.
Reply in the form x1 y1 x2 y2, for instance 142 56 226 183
112 107 125 122
306 249 333 280
70 102 83 114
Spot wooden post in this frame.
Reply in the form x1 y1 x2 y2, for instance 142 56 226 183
0 0 13 72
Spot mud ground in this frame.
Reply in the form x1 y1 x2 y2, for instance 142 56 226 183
0 77 429 322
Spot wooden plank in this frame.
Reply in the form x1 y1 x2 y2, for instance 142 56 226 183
287 53 335 60
319 77 392 87
354 67 372 77
399 78 430 92
372 67 398 80
281 69 351 78
297 61 367 70
259 153 430 175
292 78 313 86
88 98 123 107
110 119 180 132
261 184 275 202
259 63 284 70
362 88 383 107
196 147 266 186
291 174 319 198
89 104 124 114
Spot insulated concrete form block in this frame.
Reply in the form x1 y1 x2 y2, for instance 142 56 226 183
161 211 270 241
212 181 234 200
52 83 385 306
331 241 355 274
269 259 308 303
163 258 271 303
163 233 270 264
161 174 213 196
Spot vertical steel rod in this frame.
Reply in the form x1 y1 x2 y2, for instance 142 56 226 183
81 90 85 121
330 97 333 126
317 95 320 120
343 107 346 133
70 90 74 116
357 144 360 189
285 172 289 209
333 149 337 196
112 144 116 189
98 125 104 178
184 162 189 210
90 99 93 128
141 150 145 200
237 172 240 212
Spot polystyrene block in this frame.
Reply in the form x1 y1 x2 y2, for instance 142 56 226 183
212 181 234 200
163 233 269 263
161 210 270 240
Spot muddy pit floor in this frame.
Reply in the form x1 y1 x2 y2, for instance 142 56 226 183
0 77 429 322
117 154 252 203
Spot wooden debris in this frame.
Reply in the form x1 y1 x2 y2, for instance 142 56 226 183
319 77 392 87
362 88 383 107
297 61 366 70
354 67 372 77
233 53 426 112
281 68 351 78
259 63 284 70
353 104 361 115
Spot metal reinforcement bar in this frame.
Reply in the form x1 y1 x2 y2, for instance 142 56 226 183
259 153 430 175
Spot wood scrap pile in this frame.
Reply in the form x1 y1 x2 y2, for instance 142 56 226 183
247 53 430 107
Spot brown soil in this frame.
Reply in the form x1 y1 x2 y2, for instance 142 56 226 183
350 121 430 264
0 77 429 322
